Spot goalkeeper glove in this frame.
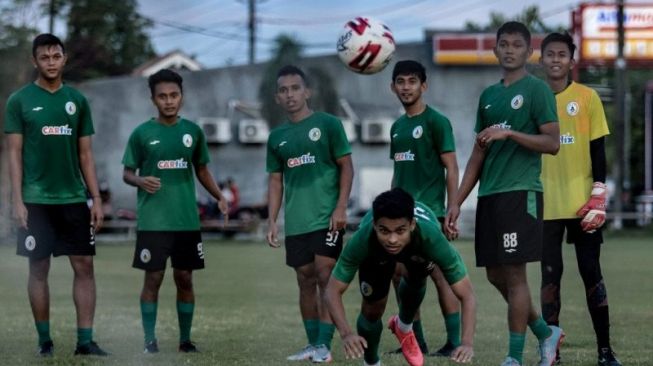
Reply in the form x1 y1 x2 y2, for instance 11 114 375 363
576 182 607 232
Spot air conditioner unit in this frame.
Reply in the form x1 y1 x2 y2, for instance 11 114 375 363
198 117 232 144
239 119 270 144
361 117 393 143
341 118 357 143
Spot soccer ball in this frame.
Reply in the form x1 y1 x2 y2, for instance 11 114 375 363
337 16 395 74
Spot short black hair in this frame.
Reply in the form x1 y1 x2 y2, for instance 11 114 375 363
392 60 426 83
372 188 415 222
32 33 65 57
277 65 307 85
541 32 576 58
148 69 183 96
496 21 531 46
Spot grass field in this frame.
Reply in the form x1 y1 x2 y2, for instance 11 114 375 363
0 234 651 365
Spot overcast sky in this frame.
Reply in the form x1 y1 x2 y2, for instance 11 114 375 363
31 0 651 69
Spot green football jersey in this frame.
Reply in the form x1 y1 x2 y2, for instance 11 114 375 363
474 74 558 196
4 83 95 204
122 118 209 231
266 112 352 236
332 201 467 285
390 105 455 217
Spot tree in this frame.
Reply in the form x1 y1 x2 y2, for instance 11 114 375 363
258 35 339 128
0 1 39 240
63 0 155 81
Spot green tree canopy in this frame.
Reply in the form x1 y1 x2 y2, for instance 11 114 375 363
63 0 155 81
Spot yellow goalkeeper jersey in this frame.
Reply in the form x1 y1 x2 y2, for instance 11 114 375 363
542 82 610 220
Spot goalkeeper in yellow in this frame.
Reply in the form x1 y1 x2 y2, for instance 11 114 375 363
539 32 621 366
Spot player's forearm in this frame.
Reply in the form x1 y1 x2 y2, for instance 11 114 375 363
267 174 283 223
507 129 559 155
453 278 476 347
455 145 484 206
122 168 142 188
443 155 459 209
590 137 607 183
196 166 225 203
335 156 354 209
7 138 24 203
79 150 101 198
325 280 354 337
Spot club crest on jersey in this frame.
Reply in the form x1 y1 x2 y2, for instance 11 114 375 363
360 281 373 297
308 128 321 141
140 249 151 263
412 126 423 139
287 153 316 168
560 133 575 145
65 101 76 115
24 235 36 251
566 101 579 116
182 134 193 147
511 95 524 109
42 124 72 135
157 158 188 169
394 150 415 161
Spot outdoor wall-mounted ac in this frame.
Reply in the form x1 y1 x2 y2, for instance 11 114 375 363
340 118 358 143
198 117 232 144
238 119 270 144
361 117 393 143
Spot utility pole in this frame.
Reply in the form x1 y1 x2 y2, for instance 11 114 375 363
48 0 56 33
248 0 256 64
613 0 626 229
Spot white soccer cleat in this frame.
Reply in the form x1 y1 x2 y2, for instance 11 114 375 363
287 345 316 361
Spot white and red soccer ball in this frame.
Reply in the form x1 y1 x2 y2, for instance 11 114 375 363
337 16 395 74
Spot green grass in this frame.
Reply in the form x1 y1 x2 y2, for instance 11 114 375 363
0 237 650 365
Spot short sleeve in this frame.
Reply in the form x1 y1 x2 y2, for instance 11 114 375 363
421 225 468 285
193 127 210 166
588 90 610 141
329 117 352 159
331 225 370 284
77 96 95 137
4 94 23 134
531 81 558 126
122 129 142 169
431 114 456 154
266 133 283 173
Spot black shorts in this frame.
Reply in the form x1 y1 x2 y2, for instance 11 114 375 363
133 231 205 271
358 255 435 302
475 191 543 267
17 203 95 260
543 219 603 246
285 228 344 268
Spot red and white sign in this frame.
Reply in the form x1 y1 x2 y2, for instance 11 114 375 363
433 34 543 65
575 3 653 64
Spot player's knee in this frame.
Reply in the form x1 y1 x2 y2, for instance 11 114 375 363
70 257 94 279
173 270 193 290
541 263 563 284
587 279 608 307
361 299 386 321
